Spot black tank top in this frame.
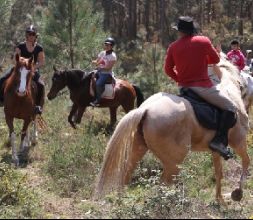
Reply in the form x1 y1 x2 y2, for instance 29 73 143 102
17 42 43 64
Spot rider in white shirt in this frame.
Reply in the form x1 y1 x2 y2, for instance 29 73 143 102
90 37 117 107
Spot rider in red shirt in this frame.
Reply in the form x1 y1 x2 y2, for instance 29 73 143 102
164 16 237 160
227 39 245 71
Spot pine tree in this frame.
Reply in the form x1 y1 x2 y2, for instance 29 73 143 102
42 0 107 69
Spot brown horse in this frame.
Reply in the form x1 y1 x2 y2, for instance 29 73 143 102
95 56 250 204
4 54 38 166
47 67 144 129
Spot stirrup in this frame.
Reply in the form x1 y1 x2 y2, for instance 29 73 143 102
90 100 100 107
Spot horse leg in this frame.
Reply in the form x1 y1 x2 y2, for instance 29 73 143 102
151 144 189 184
30 120 38 146
231 142 250 202
212 152 225 204
121 99 135 113
19 119 31 154
68 103 78 129
6 117 19 166
124 130 148 184
75 106 86 124
109 107 118 128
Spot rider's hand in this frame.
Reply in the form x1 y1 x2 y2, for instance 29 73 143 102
92 60 98 66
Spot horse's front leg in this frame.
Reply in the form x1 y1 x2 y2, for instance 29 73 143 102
5 116 18 166
68 103 78 129
75 106 86 124
231 141 250 202
19 119 31 155
212 152 225 205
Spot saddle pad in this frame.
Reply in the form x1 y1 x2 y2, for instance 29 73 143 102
90 83 115 100
180 88 222 130
102 84 115 99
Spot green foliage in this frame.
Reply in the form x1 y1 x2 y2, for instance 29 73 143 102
0 163 41 219
41 0 108 69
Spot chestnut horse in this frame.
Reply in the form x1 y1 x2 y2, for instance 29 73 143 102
4 54 38 166
95 56 250 204
47 68 144 129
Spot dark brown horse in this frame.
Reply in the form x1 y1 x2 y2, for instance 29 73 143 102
47 67 144 129
4 54 38 166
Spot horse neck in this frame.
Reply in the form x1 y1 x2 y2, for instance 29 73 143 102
65 70 88 91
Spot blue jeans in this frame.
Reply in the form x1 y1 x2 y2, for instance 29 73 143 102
95 72 112 102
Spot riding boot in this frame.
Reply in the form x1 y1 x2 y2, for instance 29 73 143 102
35 80 45 115
90 85 104 107
209 110 237 160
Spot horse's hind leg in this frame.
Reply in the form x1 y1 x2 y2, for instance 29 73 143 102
109 107 118 128
30 120 38 146
150 142 189 184
124 129 148 184
231 140 250 202
212 152 225 204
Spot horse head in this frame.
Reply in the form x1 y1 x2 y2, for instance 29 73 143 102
47 66 68 100
9 54 34 97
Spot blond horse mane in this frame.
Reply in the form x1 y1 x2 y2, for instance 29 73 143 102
217 54 248 127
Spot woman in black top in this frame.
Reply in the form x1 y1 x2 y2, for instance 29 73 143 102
0 25 45 114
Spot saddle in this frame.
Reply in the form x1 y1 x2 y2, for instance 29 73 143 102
180 88 222 130
89 71 116 99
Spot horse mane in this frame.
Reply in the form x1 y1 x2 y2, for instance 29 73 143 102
62 69 87 89
218 54 248 127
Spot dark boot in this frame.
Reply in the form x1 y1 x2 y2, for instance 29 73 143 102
35 79 45 115
209 110 237 160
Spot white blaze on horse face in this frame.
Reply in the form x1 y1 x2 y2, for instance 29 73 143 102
18 67 29 93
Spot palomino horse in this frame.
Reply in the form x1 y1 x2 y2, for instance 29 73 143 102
3 54 38 166
240 70 253 113
47 68 144 129
95 57 250 203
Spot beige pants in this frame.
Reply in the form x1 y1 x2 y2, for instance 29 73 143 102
187 86 236 112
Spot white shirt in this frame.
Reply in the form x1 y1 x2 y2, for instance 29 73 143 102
97 51 117 72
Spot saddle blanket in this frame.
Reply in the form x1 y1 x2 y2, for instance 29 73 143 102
90 83 115 99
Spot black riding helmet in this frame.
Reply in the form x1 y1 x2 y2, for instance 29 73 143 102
25 25 37 35
104 37 115 47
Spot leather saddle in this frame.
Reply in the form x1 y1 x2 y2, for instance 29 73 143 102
180 88 222 130
89 71 116 99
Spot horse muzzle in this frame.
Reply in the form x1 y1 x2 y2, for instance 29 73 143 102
16 90 27 97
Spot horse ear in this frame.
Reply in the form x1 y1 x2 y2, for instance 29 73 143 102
53 66 58 72
29 57 34 64
15 53 20 62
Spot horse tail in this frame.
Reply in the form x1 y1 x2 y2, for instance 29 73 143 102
132 84 144 107
94 107 147 199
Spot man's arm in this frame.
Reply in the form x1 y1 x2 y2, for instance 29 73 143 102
164 46 178 81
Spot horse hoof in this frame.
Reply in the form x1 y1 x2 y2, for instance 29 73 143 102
12 158 19 167
231 188 243 201
31 141 38 146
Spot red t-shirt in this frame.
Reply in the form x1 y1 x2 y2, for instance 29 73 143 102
164 35 220 87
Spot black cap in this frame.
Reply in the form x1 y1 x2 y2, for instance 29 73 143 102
172 16 198 35
230 39 240 45
25 25 37 34
104 37 115 46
